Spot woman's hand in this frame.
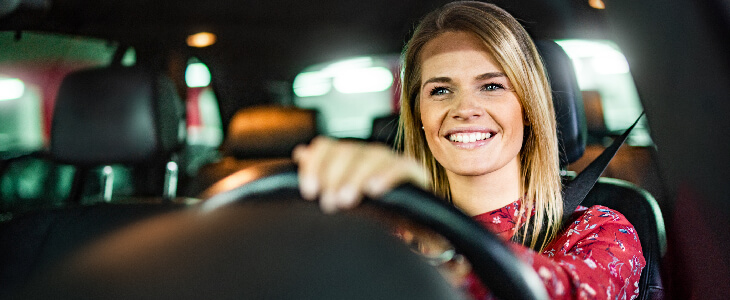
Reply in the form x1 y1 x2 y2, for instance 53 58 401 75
292 136 429 213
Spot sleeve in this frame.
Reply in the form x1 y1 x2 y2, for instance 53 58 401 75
467 206 646 300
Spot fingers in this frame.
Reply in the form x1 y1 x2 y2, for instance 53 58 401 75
293 136 429 213
293 136 332 201
317 141 367 213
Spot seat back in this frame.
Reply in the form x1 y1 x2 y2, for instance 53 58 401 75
538 41 666 299
0 66 189 298
188 105 318 196
52 66 184 166
51 66 186 201
582 178 666 300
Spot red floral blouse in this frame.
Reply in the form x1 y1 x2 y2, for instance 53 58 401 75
467 200 645 299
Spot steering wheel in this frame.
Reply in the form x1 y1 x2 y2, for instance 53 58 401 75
200 161 548 300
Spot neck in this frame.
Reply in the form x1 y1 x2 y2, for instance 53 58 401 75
446 157 522 216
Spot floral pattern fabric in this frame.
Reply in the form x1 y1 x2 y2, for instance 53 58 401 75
468 200 645 299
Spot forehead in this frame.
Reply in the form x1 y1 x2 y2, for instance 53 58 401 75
419 31 503 79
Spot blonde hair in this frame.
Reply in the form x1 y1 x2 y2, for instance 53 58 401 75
396 1 563 250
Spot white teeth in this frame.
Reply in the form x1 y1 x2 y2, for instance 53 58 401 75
448 132 493 143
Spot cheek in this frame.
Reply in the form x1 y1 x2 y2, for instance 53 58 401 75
419 101 442 152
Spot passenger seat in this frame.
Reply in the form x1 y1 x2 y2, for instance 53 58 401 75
187 105 318 196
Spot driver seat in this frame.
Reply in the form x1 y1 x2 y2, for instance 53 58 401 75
538 40 666 300
368 40 667 300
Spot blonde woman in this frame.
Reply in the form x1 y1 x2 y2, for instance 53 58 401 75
294 2 644 298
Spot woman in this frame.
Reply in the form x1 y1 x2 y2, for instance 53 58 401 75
294 1 645 299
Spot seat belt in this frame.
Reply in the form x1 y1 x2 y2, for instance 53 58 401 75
527 112 645 250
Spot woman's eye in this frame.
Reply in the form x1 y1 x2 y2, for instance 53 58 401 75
482 83 505 92
429 87 450 96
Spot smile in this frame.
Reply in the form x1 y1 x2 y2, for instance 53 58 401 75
446 132 493 143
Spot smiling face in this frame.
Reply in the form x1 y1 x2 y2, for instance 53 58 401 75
419 31 525 180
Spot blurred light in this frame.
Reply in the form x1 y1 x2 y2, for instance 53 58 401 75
333 67 393 94
102 166 114 202
187 32 217 48
590 55 630 74
293 71 331 97
589 0 606 9
322 57 373 75
556 40 630 74
294 57 396 97
0 78 25 101
121 48 136 66
185 63 212 87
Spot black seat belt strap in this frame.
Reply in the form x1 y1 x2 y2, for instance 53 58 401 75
560 112 645 226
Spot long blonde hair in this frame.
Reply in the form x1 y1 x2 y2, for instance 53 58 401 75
396 1 563 250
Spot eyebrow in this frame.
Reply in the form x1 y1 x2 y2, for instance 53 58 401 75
422 72 508 87
475 72 508 80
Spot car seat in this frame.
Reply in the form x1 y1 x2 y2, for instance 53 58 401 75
186 105 318 196
369 40 666 300
0 65 190 298
539 40 666 300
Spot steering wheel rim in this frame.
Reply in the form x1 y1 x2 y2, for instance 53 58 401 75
200 161 548 300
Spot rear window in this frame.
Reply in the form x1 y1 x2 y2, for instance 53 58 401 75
292 55 400 139
0 32 123 154
556 39 652 146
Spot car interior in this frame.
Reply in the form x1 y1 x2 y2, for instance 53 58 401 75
1 0 729 299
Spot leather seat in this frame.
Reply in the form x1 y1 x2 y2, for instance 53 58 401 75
0 66 189 298
540 40 666 300
187 105 318 196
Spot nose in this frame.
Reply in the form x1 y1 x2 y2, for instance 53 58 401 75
451 93 484 120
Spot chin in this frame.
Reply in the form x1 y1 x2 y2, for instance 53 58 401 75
446 165 494 177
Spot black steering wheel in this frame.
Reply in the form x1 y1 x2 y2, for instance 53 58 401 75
200 161 548 300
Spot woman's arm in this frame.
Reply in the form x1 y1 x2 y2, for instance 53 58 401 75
469 206 646 300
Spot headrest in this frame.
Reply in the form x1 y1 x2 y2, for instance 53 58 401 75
535 40 587 167
222 106 318 158
51 67 185 166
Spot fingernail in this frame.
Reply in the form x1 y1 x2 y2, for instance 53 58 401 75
365 178 385 196
338 185 358 208
320 190 337 214
300 176 319 201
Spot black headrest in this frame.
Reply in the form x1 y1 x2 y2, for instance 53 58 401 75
535 40 587 167
222 106 318 158
50 67 185 166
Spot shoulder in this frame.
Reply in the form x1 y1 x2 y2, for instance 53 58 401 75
544 205 642 256
569 205 634 228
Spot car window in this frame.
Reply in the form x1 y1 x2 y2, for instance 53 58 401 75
292 55 400 139
555 39 652 146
